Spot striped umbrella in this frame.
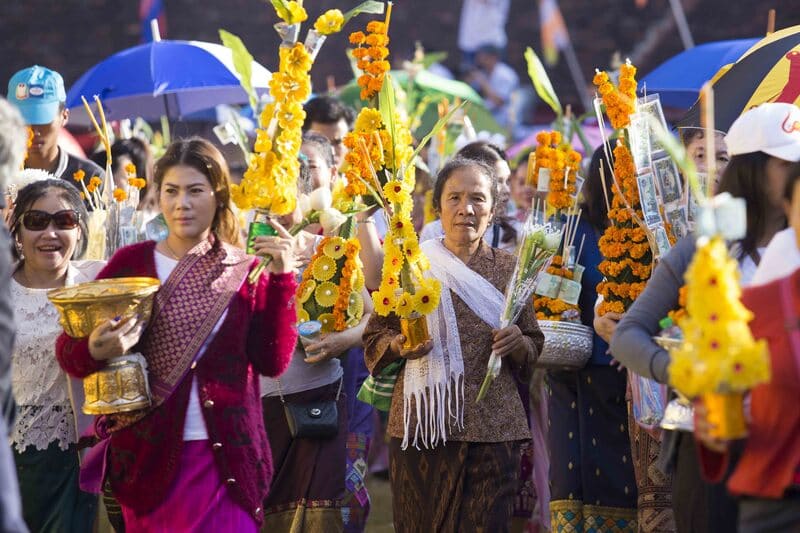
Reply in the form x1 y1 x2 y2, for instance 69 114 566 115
680 24 800 132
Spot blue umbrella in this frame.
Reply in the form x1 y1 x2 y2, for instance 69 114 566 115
66 39 271 126
640 38 758 109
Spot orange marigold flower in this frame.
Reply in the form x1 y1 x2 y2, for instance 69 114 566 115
366 21 387 34
349 31 366 45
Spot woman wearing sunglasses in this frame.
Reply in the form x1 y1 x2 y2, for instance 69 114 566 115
55 138 299 531
8 178 103 532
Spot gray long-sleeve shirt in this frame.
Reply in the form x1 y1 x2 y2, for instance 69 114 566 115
610 236 696 383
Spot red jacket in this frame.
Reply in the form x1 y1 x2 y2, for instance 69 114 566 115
698 269 800 498
56 241 297 522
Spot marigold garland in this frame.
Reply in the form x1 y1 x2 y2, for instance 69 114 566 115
529 131 581 211
594 60 655 318
593 61 637 130
350 4 392 101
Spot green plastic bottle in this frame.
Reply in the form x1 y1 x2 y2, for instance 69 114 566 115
246 210 278 254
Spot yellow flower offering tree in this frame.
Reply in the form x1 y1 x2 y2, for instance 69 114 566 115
342 4 459 345
668 236 769 439
297 235 366 333
228 0 385 280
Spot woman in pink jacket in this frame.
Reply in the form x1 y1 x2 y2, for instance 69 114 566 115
56 138 299 531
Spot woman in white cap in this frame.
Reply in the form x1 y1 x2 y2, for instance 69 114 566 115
611 101 800 533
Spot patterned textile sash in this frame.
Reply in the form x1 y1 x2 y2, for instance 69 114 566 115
109 236 251 430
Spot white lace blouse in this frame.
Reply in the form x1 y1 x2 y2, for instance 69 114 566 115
11 261 104 452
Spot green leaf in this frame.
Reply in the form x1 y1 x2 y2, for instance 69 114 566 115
343 0 385 24
409 100 465 165
269 0 290 20
570 117 592 157
219 29 257 114
379 74 399 173
420 51 448 69
524 47 562 117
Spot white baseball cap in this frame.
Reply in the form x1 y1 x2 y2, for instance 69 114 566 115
724 102 800 162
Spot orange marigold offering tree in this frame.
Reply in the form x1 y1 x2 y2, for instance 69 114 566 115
593 63 657 316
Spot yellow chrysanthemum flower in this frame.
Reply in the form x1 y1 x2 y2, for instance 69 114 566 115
403 238 422 265
276 100 306 131
372 287 396 316
347 291 365 319
311 256 337 282
274 129 302 159
354 108 383 133
297 279 316 303
279 44 312 79
352 268 365 291
323 237 347 259
269 72 312 103
318 313 336 333
113 188 127 202
413 278 441 315
383 179 411 205
273 0 308 24
313 9 344 35
393 291 414 318
297 307 310 324
124 162 137 177
315 281 339 307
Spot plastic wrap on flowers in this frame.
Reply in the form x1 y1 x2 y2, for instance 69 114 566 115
630 370 668 429
534 320 592 370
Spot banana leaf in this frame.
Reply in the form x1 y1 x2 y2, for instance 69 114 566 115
525 47 562 117
337 69 505 138
219 30 257 114
343 0 385 23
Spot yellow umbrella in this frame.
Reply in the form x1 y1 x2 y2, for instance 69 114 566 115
680 24 800 131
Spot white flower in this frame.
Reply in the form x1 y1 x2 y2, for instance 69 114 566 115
309 187 332 211
319 208 347 234
297 193 311 216
543 230 563 251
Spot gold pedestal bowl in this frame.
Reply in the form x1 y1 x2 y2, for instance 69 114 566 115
48 277 160 415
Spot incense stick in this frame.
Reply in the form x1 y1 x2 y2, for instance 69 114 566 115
598 157 612 215
700 82 716 199
576 234 586 265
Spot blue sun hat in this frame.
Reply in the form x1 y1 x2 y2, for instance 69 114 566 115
7 65 66 125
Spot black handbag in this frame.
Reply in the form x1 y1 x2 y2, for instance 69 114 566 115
277 378 342 439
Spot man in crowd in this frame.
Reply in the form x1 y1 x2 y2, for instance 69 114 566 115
302 95 354 172
7 65 104 183
466 44 519 130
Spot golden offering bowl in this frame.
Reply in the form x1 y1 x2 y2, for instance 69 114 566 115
47 277 160 339
48 277 160 415
82 354 152 415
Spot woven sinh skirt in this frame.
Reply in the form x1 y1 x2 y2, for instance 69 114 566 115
547 367 638 532
389 438 521 533
261 380 348 532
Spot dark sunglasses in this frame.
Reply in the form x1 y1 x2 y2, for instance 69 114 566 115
20 209 80 231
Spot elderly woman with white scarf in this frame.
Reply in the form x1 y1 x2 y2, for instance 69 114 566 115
363 157 544 532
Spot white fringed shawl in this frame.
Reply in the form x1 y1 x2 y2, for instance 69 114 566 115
402 239 505 449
